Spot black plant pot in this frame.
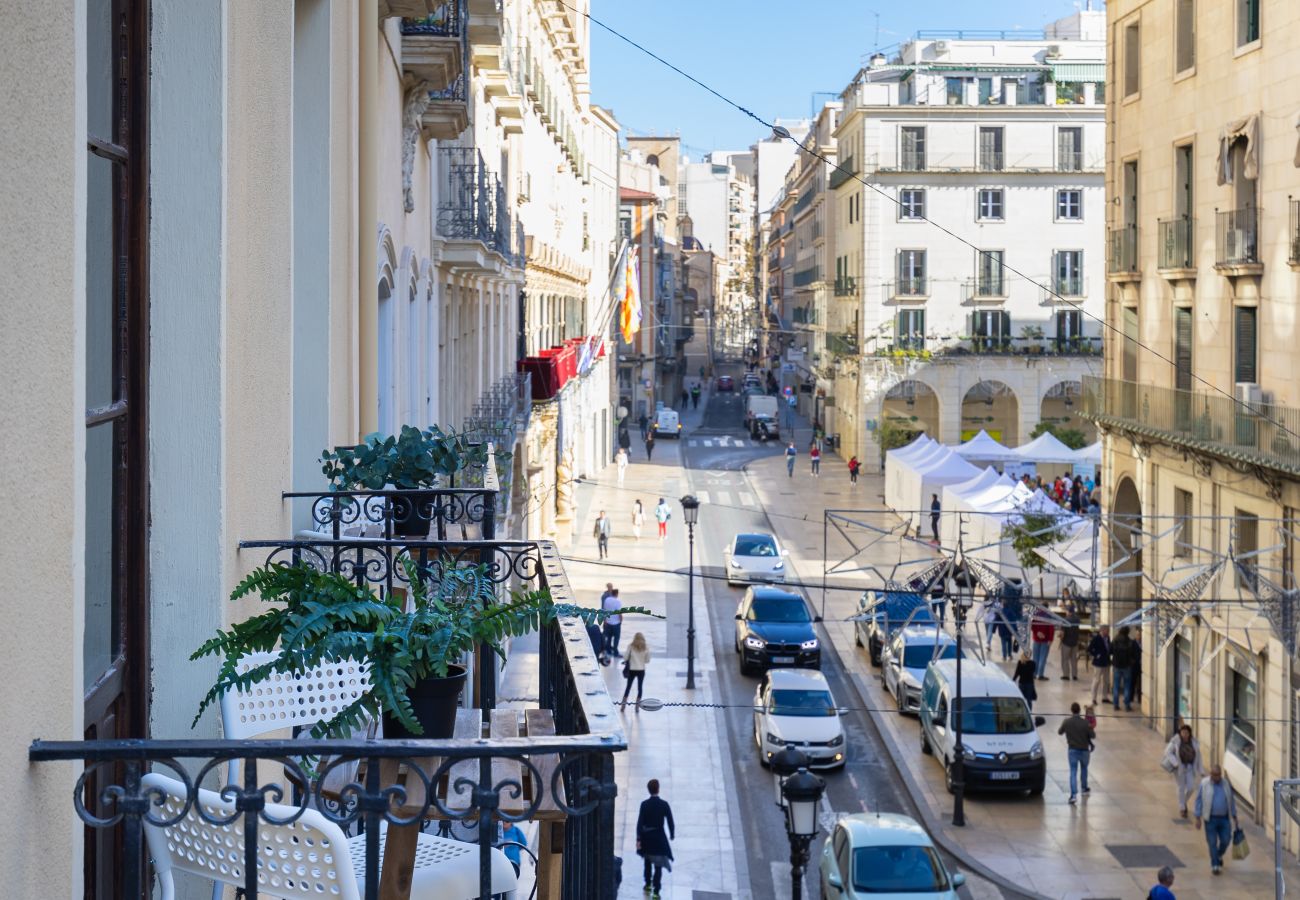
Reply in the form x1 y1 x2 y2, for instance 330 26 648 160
383 665 468 740
390 489 437 538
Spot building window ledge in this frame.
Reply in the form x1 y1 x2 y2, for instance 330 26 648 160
1214 262 1264 278
1107 270 1142 284
1157 266 1198 282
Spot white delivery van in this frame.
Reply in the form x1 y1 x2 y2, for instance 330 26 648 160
652 407 682 438
918 659 1045 796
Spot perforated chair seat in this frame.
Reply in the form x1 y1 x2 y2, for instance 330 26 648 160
349 825 518 899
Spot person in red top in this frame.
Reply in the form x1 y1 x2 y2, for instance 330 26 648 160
1030 609 1055 680
847 456 861 485
809 442 821 477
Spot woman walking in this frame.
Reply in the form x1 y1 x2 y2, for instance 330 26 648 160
621 632 651 709
1013 650 1038 710
631 499 645 541
615 447 629 487
848 455 860 485
644 431 656 461
1164 724 1205 818
809 441 821 477
654 497 671 540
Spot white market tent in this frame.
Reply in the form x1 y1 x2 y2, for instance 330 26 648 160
954 429 1018 465
1013 431 1079 465
897 449 981 533
1073 441 1102 464
940 468 1008 548
883 435 936 511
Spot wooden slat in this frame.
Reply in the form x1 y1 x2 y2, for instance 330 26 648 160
442 708 489 812
530 709 565 900
490 709 523 811
525 709 564 813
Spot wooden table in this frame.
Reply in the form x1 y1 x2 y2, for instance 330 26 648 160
316 708 567 900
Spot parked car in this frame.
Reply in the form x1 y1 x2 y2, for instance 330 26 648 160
652 407 681 438
734 586 820 676
820 813 965 899
853 590 934 667
726 532 788 585
716 375 735 392
752 668 845 770
882 626 961 715
918 659 1046 796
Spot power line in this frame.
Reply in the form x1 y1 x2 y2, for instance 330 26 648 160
570 1 1300 446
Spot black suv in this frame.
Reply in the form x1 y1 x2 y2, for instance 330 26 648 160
734 587 820 676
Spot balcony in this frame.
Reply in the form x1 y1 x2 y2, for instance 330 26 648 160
1216 207 1262 272
834 276 857 297
792 190 815 216
898 151 926 172
400 3 465 92
1107 225 1139 277
28 488 623 900
829 154 857 190
977 152 1004 173
792 265 821 288
1041 275 1085 303
438 146 514 270
964 274 1006 302
422 71 469 140
1158 217 1196 272
875 336 1102 358
886 277 928 300
792 306 818 326
827 331 859 357
1082 375 1300 476
380 0 439 19
1291 199 1300 265
1057 150 1083 173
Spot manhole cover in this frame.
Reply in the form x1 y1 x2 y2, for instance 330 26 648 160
1104 844 1184 868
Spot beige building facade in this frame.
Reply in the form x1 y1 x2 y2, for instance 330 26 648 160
1097 0 1300 847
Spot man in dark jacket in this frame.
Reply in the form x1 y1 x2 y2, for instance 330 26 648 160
637 779 675 898
1088 624 1111 705
1110 624 1137 711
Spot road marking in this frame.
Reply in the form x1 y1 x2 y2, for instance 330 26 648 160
738 492 755 506
687 439 699 447
703 439 716 447
696 490 711 505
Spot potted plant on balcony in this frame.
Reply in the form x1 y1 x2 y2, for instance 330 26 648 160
191 559 651 740
320 425 506 537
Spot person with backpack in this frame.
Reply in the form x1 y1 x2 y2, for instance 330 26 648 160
848 455 861 485
1164 724 1205 818
1110 624 1137 711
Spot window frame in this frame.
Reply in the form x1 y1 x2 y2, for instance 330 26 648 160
900 125 927 171
897 248 927 296
898 188 925 221
1123 20 1141 99
1234 305 1258 384
1174 0 1196 75
1055 189 1083 222
1236 0 1260 50
976 188 1005 222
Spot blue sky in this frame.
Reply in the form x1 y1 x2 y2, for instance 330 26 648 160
590 0 1089 155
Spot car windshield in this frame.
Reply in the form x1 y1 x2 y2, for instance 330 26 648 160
901 642 960 669
748 597 810 622
957 697 1034 734
735 536 777 557
853 845 949 893
769 689 836 717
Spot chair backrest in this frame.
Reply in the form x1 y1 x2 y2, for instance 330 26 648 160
220 651 372 741
142 772 361 900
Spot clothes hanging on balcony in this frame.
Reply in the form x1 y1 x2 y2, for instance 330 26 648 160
1216 114 1259 186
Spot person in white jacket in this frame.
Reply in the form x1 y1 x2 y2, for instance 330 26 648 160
615 448 629 487
1164 723 1205 818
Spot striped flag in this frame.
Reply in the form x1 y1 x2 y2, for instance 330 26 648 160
619 246 642 344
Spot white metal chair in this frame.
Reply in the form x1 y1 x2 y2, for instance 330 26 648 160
142 773 518 900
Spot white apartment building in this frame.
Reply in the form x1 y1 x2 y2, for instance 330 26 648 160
834 13 1107 464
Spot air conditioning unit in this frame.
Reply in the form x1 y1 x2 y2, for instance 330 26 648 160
1224 229 1249 261
1045 44 1062 58
1236 382 1263 412
933 40 950 55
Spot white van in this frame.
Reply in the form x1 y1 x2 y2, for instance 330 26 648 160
653 407 682 438
918 659 1045 795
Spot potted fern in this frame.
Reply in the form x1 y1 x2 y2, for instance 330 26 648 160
191 559 648 739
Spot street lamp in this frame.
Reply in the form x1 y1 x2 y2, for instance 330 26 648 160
950 560 978 827
680 494 701 690
769 745 808 808
781 767 827 900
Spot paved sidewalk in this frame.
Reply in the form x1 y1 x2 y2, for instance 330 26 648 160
744 448 1283 900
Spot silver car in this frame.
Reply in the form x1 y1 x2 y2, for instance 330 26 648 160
726 532 788 585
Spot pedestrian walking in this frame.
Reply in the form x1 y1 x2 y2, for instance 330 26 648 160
586 620 609 666
1013 650 1038 710
619 427 632 453
636 779 675 899
644 431 655 460
848 455 860 485
1058 702 1095 804
1147 866 1176 900
983 597 1002 651
497 821 528 877
615 448 629 487
638 413 649 441
1131 626 1144 704
1194 765 1239 875
1058 603 1080 680
929 494 941 542
680 388 689 409
1000 580 1024 652
620 632 651 709
809 442 821 476
690 384 700 409
1087 624 1112 705
785 442 797 478
1164 724 1205 818
593 510 612 560
631 499 645 541
929 582 947 628
1110 624 1136 711
1030 609 1054 680
654 497 671 540
602 588 623 658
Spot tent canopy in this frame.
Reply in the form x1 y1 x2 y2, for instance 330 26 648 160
954 429 1017 462
1013 431 1079 464
1073 441 1102 464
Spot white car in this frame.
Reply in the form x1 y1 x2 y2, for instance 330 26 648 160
820 813 965 899
726 532 788 585
752 668 845 770
882 626 960 715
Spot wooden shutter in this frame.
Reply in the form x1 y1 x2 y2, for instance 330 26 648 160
1174 307 1193 390
1234 306 1257 383
999 311 1011 340
1122 306 1139 381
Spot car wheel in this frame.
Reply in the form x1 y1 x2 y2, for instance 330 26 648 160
1028 778 1045 797
896 687 906 715
944 759 956 795
870 641 881 667
854 630 863 648
740 660 755 677
734 638 740 654
920 726 933 755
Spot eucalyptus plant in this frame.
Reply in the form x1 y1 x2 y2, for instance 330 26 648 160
319 425 505 492
191 559 653 738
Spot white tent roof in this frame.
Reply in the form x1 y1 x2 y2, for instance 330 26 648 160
954 429 1017 462
1074 441 1102 464
888 434 936 463
946 467 1003 503
1013 431 1079 464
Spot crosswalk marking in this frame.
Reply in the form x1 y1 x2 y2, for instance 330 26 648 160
696 490 711 505
738 492 755 506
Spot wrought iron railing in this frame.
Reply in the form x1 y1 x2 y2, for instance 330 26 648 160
1217 206 1261 266
1290 199 1300 265
399 0 463 36
792 265 820 287
977 151 1004 172
1158 217 1195 269
1082 375 1300 476
888 276 927 298
827 332 858 356
965 274 1005 300
430 68 468 103
1107 225 1139 274
438 146 498 246
828 155 857 190
833 276 857 297
792 190 814 216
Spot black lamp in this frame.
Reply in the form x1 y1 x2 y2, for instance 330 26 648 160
680 495 701 688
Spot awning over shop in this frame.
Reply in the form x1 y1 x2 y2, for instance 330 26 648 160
1051 62 1105 82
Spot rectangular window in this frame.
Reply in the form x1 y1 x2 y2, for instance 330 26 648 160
897 250 926 295
1228 662 1257 772
978 77 994 105
1124 21 1141 97
1234 305 1257 384
1174 306 1193 391
899 188 925 220
1175 144 1194 219
977 189 1004 221
1057 127 1083 172
901 126 926 170
945 77 964 105
1174 488 1194 557
1236 511 1259 589
971 310 1012 347
896 309 925 350
1055 309 1083 347
1056 190 1083 220
976 250 1004 296
978 127 1004 171
1054 250 1083 296
1238 0 1260 46
1176 0 1196 72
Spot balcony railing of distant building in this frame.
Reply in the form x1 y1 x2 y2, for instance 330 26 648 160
438 146 507 254
399 0 463 37
792 306 818 326
1107 225 1139 274
876 335 1102 358
964 274 1006 302
834 276 857 297
977 152 1004 173
886 277 928 300
793 190 815 216
829 155 857 190
877 154 1102 174
793 266 821 288
1216 207 1261 267
1040 276 1086 304
827 331 859 357
1158 217 1196 270
1290 198 1300 265
1056 150 1083 173
1082 375 1300 476
916 28 1047 40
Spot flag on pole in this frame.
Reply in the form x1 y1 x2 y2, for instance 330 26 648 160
619 246 642 345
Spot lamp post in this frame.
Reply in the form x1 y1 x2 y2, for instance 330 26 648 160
781 766 827 900
680 494 701 690
950 560 977 827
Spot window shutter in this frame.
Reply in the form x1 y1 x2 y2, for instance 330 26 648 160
1174 307 1193 391
1122 306 1139 381
917 309 925 340
999 311 1011 339
1235 306 1257 383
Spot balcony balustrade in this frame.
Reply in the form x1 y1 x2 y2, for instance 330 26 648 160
899 151 926 172
977 152 1004 172
828 155 857 190
1107 225 1139 275
1158 217 1196 270
1216 207 1261 268
792 266 821 288
438 147 516 264
1056 150 1083 172
399 2 465 92
833 276 857 297
887 276 928 299
964 274 1005 301
792 190 814 216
